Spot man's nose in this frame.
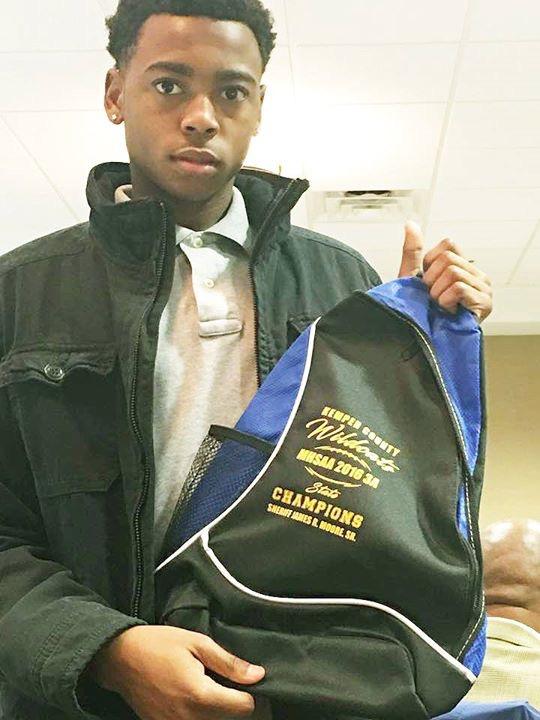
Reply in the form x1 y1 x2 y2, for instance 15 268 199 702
180 95 219 138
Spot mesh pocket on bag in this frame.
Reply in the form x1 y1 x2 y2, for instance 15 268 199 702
160 426 274 561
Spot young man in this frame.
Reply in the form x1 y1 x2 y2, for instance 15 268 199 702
0 1 492 719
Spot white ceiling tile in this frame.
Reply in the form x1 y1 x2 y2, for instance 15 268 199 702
359 250 399 283
0 118 76 254
0 1 106 52
445 102 540 149
469 0 540 42
425 221 536 251
293 45 458 105
453 248 521 285
301 104 445 191
312 221 406 252
286 0 468 45
511 247 540 285
437 148 540 189
246 47 302 176
96 0 118 13
261 46 294 105
4 112 129 221
310 221 415 281
290 194 310 228
245 133 292 175
456 43 540 101
359 247 521 287
0 52 112 112
531 223 540 248
337 229 527 284
430 188 540 221
264 0 289 45
245 128 305 177
483 286 540 334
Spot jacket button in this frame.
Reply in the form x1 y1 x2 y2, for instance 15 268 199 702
43 364 65 381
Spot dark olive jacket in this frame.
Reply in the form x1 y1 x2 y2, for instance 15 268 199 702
0 162 380 720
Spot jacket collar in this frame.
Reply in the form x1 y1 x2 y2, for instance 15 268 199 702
86 162 310 265
115 183 252 254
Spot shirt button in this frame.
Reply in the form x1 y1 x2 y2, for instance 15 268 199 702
204 278 215 289
44 364 65 382
192 237 203 248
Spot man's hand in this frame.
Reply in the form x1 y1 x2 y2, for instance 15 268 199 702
88 625 265 720
398 221 493 323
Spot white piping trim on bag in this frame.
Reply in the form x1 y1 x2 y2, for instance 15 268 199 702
202 531 477 684
155 320 320 574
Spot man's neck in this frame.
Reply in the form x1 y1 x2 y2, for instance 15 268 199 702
130 166 234 231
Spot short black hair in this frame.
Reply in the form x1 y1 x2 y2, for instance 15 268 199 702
106 0 277 72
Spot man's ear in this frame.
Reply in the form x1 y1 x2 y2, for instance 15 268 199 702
104 67 124 123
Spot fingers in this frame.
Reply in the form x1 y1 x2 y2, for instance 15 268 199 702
426 261 491 305
190 675 256 718
398 221 424 277
188 636 263 718
435 282 492 317
421 239 493 321
423 237 465 273
191 634 265 686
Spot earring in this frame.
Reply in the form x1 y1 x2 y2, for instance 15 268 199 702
111 113 119 122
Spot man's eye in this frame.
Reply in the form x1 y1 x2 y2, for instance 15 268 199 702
154 79 182 95
222 86 248 102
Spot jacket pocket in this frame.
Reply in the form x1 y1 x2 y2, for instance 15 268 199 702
0 345 117 389
36 462 120 498
0 345 119 496
0 345 133 605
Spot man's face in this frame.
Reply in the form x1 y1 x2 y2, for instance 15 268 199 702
105 14 265 201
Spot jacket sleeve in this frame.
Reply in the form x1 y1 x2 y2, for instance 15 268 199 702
0 384 146 718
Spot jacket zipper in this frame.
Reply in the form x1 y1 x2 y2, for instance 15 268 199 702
130 203 169 618
365 295 484 654
247 265 262 388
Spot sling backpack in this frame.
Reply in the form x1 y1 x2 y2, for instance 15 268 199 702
156 277 487 720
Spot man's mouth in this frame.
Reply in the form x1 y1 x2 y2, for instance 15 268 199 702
172 158 219 176
170 148 220 176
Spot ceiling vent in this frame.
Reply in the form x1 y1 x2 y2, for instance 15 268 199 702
309 189 425 223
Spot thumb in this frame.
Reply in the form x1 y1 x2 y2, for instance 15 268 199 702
398 220 424 277
194 636 265 685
